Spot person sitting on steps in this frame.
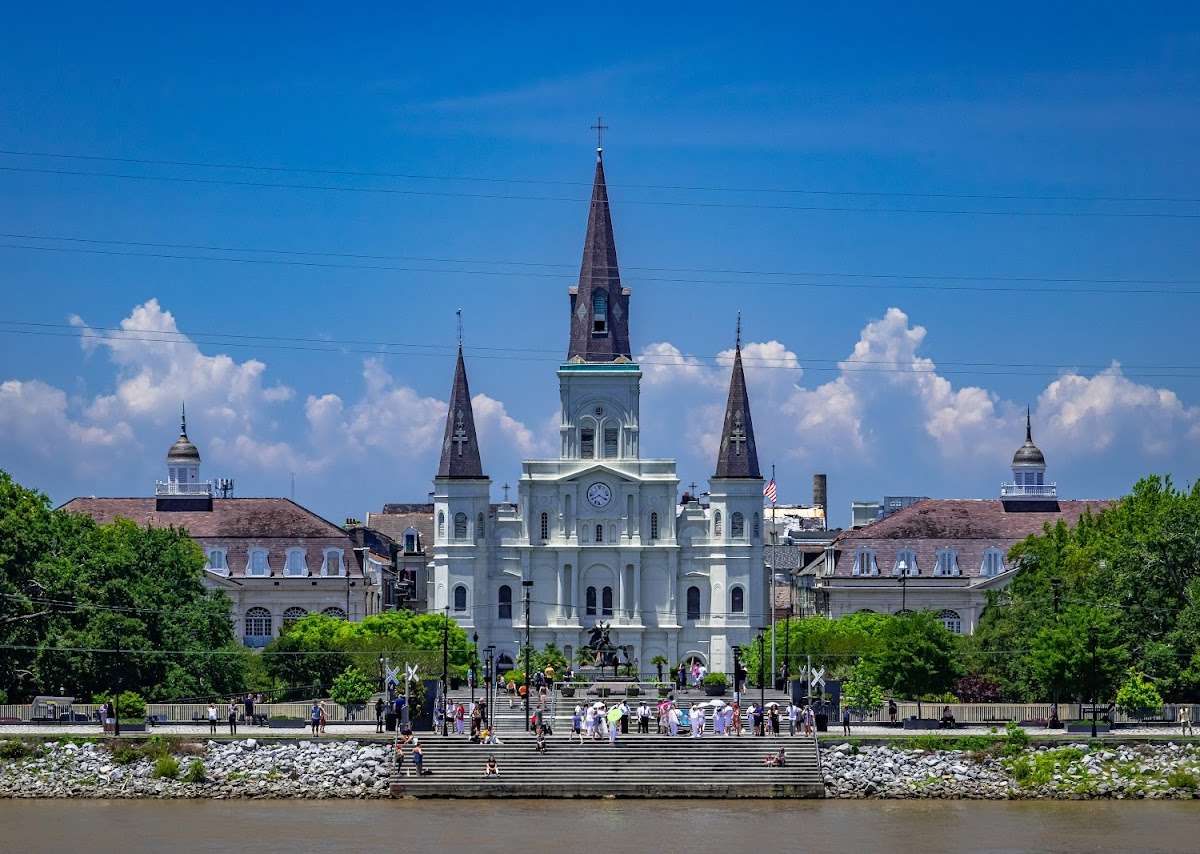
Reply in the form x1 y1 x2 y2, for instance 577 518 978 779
483 755 499 777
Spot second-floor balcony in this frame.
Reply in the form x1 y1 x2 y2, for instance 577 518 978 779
155 480 213 496
1000 482 1057 499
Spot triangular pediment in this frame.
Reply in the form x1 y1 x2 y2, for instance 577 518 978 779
561 462 640 484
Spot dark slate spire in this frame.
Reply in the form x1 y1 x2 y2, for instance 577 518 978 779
436 345 485 478
567 148 632 362
714 317 761 479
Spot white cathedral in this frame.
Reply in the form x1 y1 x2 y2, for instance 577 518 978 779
429 146 764 676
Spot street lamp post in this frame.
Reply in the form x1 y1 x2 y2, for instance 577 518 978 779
897 559 909 612
485 644 495 728
1089 626 1099 739
522 580 534 732
757 629 766 736
1051 579 1062 727
441 603 450 737
471 631 479 709
377 654 385 694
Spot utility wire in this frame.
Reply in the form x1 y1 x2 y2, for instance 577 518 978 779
4 164 1200 220
3 147 1198 205
4 241 1199 297
10 318 1200 373
6 230 1200 286
5 325 1200 381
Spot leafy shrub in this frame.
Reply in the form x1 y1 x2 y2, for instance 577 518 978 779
140 735 172 760
110 745 142 765
116 690 147 714
952 735 999 753
0 740 31 760
701 672 728 688
152 755 179 779
1003 721 1030 756
182 759 207 783
1166 769 1198 791
908 735 954 752
0 689 8 704
1115 670 1163 721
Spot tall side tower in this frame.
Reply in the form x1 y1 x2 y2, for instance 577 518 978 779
705 320 764 671
432 342 491 629
559 145 641 462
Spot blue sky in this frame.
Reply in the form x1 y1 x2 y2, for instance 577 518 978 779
2 4 1199 525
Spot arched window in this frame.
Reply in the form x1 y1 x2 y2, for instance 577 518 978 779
853 548 879 576
243 607 272 645
454 512 468 540
282 607 307 627
284 547 308 577
731 586 744 614
539 512 549 542
934 548 960 577
437 511 445 538
731 512 745 538
714 511 722 536
322 606 347 620
894 548 919 576
601 586 613 617
498 585 513 620
980 547 1006 577
752 513 760 538
595 524 604 543
586 586 597 616
650 512 659 540
453 585 467 612
592 290 608 333
686 586 701 621
939 609 962 634
477 513 485 540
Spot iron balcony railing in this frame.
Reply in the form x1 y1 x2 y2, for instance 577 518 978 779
155 480 214 496
1000 482 1057 498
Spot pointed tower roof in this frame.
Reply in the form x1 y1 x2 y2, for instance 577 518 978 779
1012 406 1046 467
714 319 761 479
166 402 200 463
567 149 632 362
436 346 485 479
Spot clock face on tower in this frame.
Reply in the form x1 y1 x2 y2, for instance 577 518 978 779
587 482 612 508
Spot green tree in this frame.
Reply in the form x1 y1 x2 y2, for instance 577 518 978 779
330 666 375 714
532 642 568 677
740 612 890 687
1028 605 1127 706
868 611 961 716
1115 670 1164 722
842 662 885 720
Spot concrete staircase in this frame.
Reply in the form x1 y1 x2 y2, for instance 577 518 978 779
390 729 824 798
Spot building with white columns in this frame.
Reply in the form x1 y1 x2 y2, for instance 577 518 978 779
427 146 765 676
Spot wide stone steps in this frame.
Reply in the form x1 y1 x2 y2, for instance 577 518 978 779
390 732 823 798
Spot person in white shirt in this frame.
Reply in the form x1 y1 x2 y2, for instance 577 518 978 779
207 702 218 735
787 702 799 736
637 702 650 734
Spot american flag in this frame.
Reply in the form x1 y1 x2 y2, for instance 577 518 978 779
763 478 777 504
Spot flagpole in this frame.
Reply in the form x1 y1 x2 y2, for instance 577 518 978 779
769 464 777 687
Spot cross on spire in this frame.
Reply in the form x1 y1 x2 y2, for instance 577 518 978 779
729 411 747 455
591 115 609 153
502 483 511 502
736 311 742 349
451 408 469 456
456 308 463 348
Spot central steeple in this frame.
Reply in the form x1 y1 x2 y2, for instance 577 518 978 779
567 147 632 363
714 317 762 479
436 343 485 479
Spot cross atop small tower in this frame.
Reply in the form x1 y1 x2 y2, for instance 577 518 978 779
590 115 609 155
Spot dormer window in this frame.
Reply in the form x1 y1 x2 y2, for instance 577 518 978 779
403 527 419 553
894 548 919 576
981 547 1006 577
933 548 961 577
285 548 308 577
592 290 608 333
321 548 344 577
247 548 270 577
852 548 879 576
206 548 228 574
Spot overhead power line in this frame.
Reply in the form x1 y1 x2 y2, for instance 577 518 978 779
5 323 1200 380
5 230 1200 287
3 163 1200 220
4 241 1199 297
3 146 1198 205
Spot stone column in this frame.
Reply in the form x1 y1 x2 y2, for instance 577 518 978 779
555 565 564 625
571 563 579 620
617 567 625 624
633 564 642 622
